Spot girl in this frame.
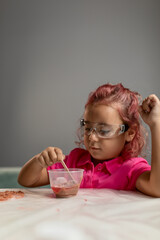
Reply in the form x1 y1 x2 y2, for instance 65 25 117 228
18 83 160 197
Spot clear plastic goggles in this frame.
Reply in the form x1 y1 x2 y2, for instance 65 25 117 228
80 119 128 139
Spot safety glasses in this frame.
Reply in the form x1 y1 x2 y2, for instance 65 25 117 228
80 119 129 139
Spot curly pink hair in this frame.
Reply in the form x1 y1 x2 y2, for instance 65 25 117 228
77 83 147 159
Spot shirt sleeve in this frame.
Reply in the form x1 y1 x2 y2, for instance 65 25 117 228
127 158 151 190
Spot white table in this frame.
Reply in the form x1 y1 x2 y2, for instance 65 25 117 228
0 188 160 240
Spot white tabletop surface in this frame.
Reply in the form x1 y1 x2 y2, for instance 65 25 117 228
0 188 160 240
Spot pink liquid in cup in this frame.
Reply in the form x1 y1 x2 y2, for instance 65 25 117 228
51 184 79 198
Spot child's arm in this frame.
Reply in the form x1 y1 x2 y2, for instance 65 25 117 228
136 94 160 197
18 147 65 187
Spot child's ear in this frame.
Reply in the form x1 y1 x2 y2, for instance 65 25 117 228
125 127 136 142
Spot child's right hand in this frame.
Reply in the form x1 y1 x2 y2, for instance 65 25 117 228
139 94 160 127
36 147 65 168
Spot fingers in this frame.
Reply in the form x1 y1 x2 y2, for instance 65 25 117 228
54 148 65 162
141 94 159 113
39 151 51 167
38 147 65 168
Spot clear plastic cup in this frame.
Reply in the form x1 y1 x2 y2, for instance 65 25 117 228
48 168 84 198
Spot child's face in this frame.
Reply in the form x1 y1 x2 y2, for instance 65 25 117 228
83 104 128 161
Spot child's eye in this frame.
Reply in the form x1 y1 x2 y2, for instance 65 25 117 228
84 127 91 133
99 129 111 136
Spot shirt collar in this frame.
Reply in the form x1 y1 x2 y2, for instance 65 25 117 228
76 149 124 174
104 156 124 174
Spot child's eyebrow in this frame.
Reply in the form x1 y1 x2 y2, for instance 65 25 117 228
96 122 109 126
84 120 110 126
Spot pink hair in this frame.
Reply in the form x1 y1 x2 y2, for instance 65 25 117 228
77 83 147 159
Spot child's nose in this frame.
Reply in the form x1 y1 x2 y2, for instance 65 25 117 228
88 130 99 141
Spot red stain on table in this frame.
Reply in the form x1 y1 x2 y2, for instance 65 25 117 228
0 191 24 201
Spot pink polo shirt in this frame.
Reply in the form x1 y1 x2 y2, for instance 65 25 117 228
47 148 151 190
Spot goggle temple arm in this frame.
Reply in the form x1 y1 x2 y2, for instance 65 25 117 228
120 124 129 133
80 119 85 127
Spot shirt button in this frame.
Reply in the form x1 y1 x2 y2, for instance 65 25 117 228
98 166 102 171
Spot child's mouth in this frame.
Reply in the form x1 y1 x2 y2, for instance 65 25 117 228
90 147 101 151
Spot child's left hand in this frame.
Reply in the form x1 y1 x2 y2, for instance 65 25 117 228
139 94 160 127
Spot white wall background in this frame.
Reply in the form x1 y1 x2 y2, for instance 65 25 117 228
1 0 160 166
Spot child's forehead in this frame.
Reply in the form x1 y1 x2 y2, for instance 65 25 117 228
84 104 123 124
